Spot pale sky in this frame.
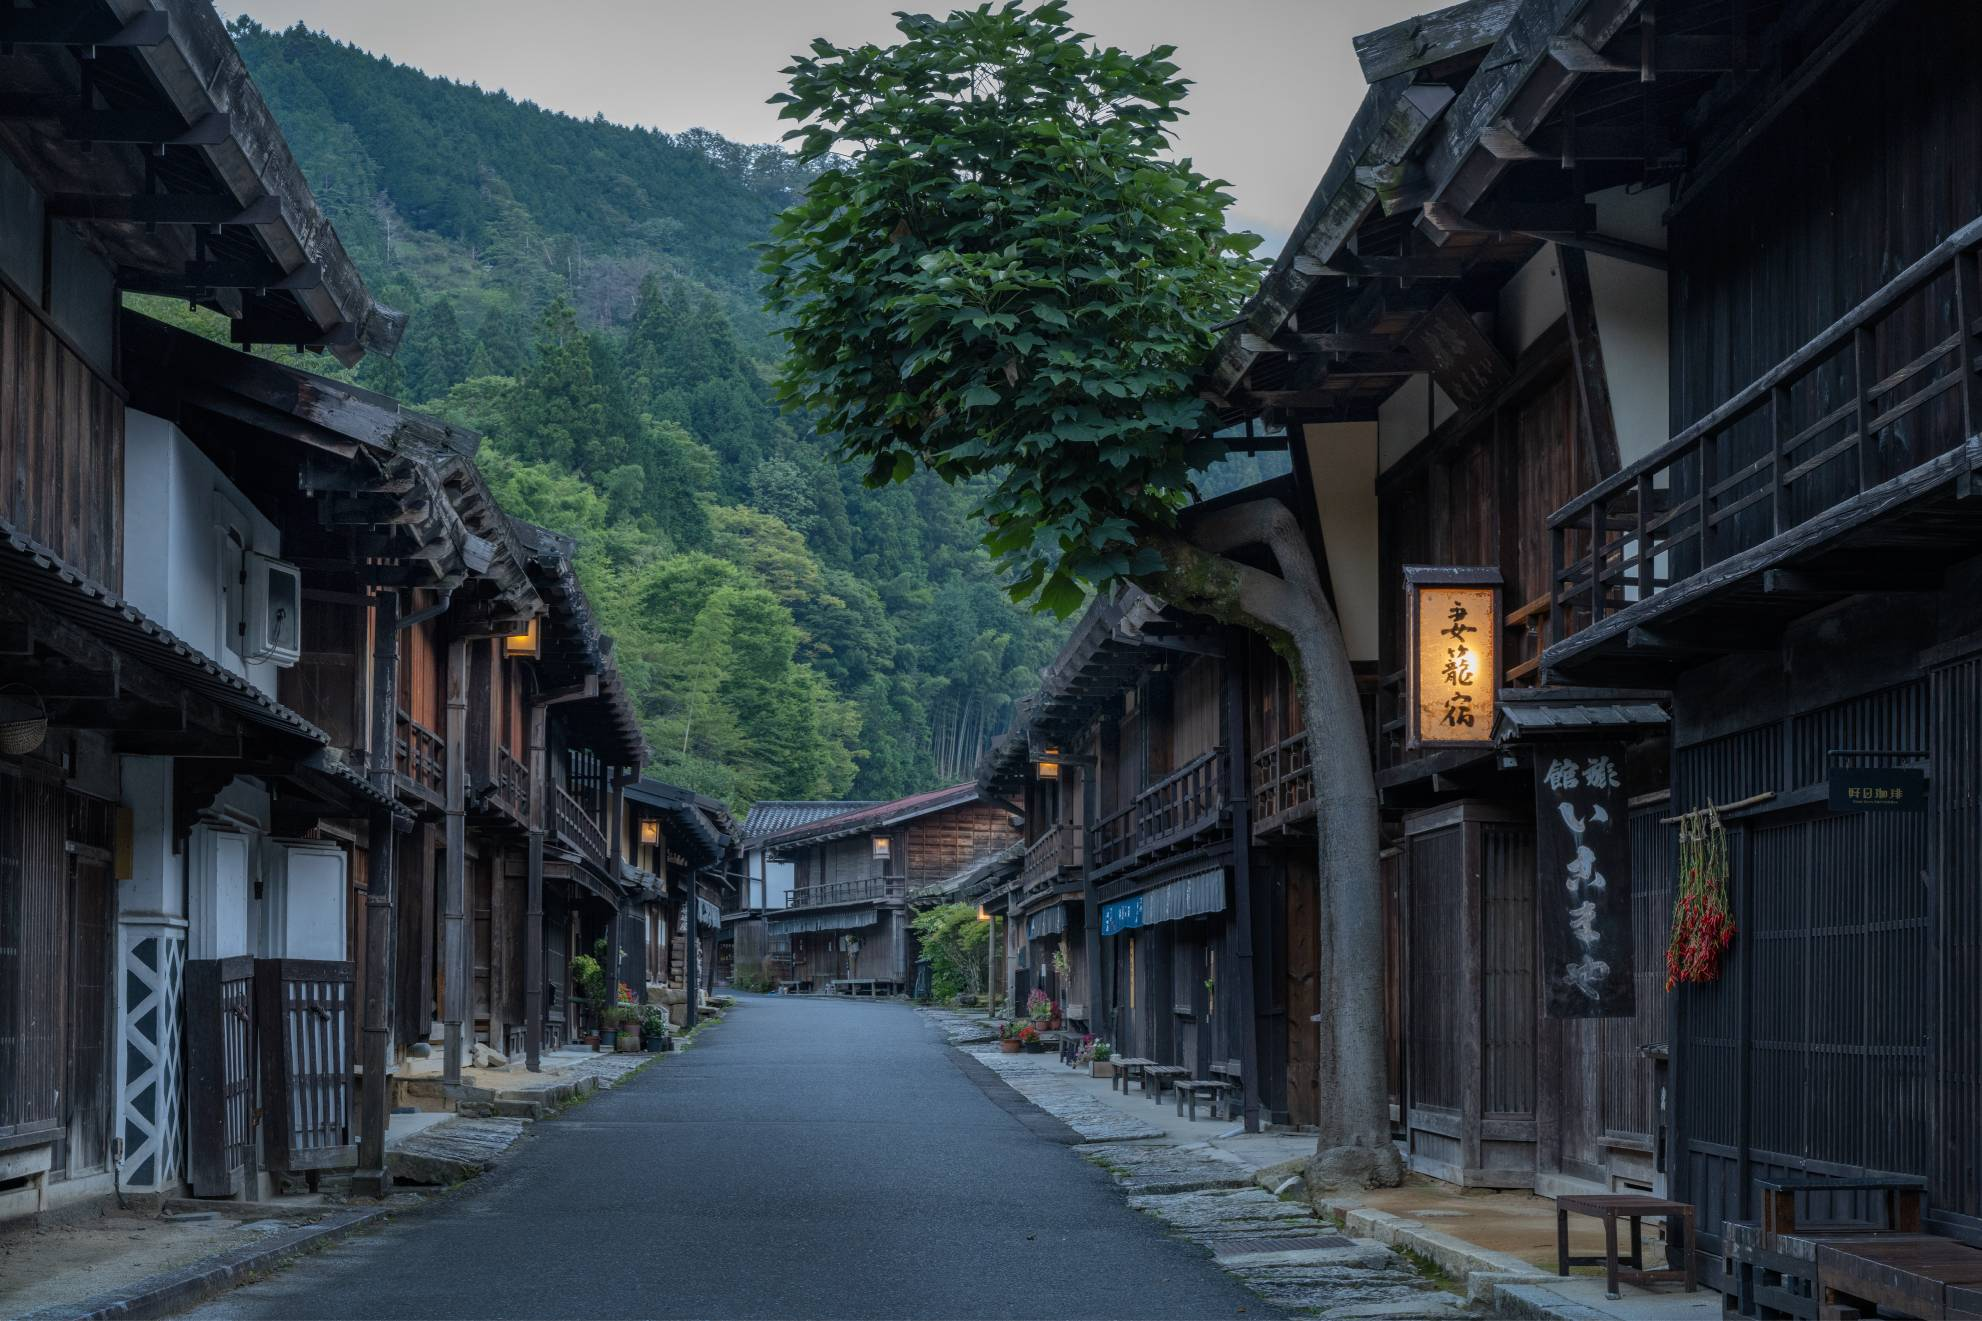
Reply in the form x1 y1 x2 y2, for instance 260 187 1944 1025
225 1 1437 246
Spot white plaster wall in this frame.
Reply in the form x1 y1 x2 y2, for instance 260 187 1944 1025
118 756 181 922
188 827 252 962
1302 421 1381 664
1376 376 1458 473
122 411 282 698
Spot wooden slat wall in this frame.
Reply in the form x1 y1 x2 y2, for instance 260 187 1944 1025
1670 4 1982 565
904 801 1015 883
0 771 65 1146
1407 825 1465 1112
1171 657 1222 766
281 596 365 756
0 282 123 587
1932 652 1982 1222
1481 821 1535 1118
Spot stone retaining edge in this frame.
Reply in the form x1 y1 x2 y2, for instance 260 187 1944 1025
15 1205 394 1321
1317 1197 1561 1308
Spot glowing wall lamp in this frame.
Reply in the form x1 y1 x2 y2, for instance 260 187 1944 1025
1404 565 1502 751
503 616 542 660
638 818 660 847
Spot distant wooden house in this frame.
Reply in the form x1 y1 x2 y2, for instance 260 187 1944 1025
761 786 1016 994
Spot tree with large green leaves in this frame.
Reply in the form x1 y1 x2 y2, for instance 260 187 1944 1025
763 0 1397 1186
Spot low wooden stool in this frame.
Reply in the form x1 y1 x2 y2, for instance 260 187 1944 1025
1141 1063 1187 1102
1816 1234 1982 1320
1556 1193 1697 1301
1174 1078 1232 1121
1112 1057 1154 1094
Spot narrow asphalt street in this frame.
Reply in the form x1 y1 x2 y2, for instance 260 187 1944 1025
183 997 1275 1320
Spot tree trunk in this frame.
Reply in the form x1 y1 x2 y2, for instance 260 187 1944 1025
1146 497 1399 1187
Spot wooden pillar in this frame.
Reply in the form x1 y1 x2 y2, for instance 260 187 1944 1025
1081 763 1101 1035
606 766 624 994
525 701 548 1071
1225 629 1262 1132
442 636 468 1085
354 590 400 1199
684 868 700 1029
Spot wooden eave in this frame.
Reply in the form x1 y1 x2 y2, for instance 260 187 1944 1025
120 312 539 625
0 0 400 365
510 518 649 767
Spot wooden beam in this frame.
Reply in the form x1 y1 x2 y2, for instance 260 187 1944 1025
1556 246 1622 477
0 11 169 49
1479 121 1676 162
1521 230 1668 271
1239 331 1400 356
117 261 321 295
1422 198 1597 237
1354 0 1521 83
1291 252 1476 280
1551 32 1743 75
228 316 358 349
1403 295 1512 410
60 110 230 147
49 193 280 227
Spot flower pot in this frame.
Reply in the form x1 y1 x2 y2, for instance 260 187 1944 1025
1022 1040 1045 1054
616 1028 642 1053
1046 1016 1061 1031
1091 1059 1117 1079
999 1038 1022 1054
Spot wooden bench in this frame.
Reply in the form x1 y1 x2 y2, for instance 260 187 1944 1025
1208 1059 1243 1121
1556 1193 1696 1301
1173 1077 1232 1121
1141 1063 1187 1103
1112 1057 1155 1093
1816 1235 1982 1320
1724 1177 1934 1318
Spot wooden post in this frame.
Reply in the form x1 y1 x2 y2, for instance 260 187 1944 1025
1081 760 1101 1046
684 867 700 1029
525 701 547 1071
353 589 399 1200
605 766 623 1000
1223 630 1262 1132
1557 245 1623 478
442 636 468 1086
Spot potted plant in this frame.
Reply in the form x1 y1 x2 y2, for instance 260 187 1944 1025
640 1005 671 1052
998 1021 1024 1054
1018 1023 1044 1054
1089 1040 1116 1079
571 954 607 1049
1026 987 1057 1030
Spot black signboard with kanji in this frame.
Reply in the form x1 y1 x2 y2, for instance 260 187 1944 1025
1827 766 1927 812
1534 743 1635 1019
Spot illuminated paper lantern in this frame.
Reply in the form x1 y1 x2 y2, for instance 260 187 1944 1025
1404 565 1502 750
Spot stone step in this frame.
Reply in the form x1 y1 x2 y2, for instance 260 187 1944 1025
489 1098 544 1120
387 1117 528 1186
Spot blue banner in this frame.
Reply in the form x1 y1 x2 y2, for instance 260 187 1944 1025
1100 895 1143 937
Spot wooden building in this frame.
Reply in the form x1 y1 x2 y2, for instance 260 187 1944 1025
1193 0 1982 1286
0 0 407 1213
761 785 1016 994
979 565 1319 1131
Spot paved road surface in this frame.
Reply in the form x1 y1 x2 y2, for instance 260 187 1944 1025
184 996 1274 1320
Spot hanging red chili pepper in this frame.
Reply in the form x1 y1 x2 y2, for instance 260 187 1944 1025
1666 803 1735 991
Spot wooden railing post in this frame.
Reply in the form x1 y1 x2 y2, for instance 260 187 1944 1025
1635 472 1655 600
1956 246 1982 441
1550 523 1566 647
1854 324 1875 493
1697 436 1715 568
1588 499 1605 623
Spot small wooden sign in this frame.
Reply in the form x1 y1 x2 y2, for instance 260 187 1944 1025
1828 766 1927 812
1404 565 1501 749
1535 743 1634 1019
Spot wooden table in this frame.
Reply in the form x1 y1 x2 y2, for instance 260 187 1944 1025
1141 1063 1187 1103
1173 1077 1232 1121
1112 1057 1155 1093
1555 1193 1696 1301
1816 1234 1982 1320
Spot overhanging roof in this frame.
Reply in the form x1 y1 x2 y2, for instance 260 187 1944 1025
0 0 401 364
739 800 883 844
766 907 880 936
624 779 733 867
761 782 982 851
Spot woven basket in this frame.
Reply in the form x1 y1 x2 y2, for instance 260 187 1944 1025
0 684 47 755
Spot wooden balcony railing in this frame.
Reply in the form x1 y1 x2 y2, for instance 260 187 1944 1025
1251 733 1314 834
1548 214 1982 667
789 875 904 909
395 712 445 799
1089 748 1229 882
1019 822 1083 895
493 745 531 822
552 785 609 870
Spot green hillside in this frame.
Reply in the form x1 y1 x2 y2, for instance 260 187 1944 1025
216 16 1067 808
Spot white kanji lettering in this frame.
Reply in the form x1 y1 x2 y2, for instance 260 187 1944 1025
1544 758 1580 792
1583 755 1620 789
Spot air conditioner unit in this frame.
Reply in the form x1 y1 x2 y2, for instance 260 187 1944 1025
244 551 302 667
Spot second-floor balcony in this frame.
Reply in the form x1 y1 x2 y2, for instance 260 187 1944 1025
1545 213 1982 683
489 745 531 824
1251 733 1314 837
395 711 445 804
789 875 905 909
1019 822 1083 896
551 785 609 872
1089 748 1229 883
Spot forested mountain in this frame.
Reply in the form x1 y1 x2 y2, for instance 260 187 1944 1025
203 16 1069 807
